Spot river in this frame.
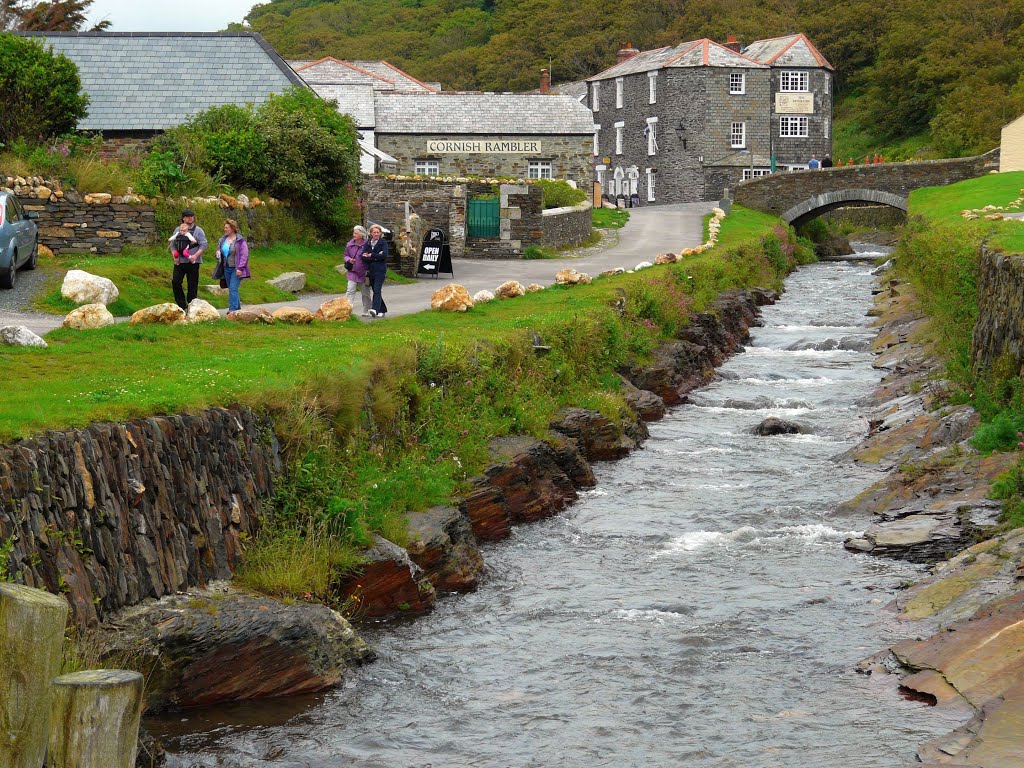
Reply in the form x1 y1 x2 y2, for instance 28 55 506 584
155 249 963 767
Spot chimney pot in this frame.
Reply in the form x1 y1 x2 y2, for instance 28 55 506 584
616 42 640 64
540 68 550 94
724 34 742 53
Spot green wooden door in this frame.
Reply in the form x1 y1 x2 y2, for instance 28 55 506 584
468 197 500 238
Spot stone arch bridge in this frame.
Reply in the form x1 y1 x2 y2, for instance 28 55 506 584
733 149 1000 227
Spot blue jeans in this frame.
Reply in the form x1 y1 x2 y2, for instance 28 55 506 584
370 272 387 315
227 269 243 312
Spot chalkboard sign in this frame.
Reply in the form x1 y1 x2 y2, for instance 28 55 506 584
417 228 454 278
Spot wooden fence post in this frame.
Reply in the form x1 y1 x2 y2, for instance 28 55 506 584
0 583 69 768
47 670 145 768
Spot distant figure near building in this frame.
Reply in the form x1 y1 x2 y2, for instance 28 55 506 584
821 154 833 168
808 155 821 170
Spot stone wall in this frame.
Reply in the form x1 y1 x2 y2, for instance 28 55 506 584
822 205 907 229
26 195 157 256
972 247 1024 377
734 149 1001 220
365 178 547 262
542 202 593 249
0 407 278 628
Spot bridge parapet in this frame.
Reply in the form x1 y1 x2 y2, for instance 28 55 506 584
734 149 1001 222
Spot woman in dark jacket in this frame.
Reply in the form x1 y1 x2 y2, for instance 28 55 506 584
362 224 389 318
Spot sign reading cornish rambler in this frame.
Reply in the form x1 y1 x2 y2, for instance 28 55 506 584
426 139 542 154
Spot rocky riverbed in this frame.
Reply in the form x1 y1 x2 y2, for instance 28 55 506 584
841 274 1024 766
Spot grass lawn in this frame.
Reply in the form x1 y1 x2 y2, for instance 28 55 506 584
909 172 1024 253
593 208 629 228
708 205 781 248
0 206 782 440
33 243 413 317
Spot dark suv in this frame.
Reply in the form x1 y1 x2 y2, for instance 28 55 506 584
0 192 39 289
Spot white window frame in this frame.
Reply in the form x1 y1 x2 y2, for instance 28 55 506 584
730 121 746 149
415 159 439 176
645 117 658 156
646 167 655 202
780 70 809 92
612 166 624 196
614 121 624 155
591 82 600 112
779 116 809 137
742 168 772 181
593 124 600 156
527 159 553 180
595 164 607 189
648 71 657 104
615 77 624 109
729 72 745 95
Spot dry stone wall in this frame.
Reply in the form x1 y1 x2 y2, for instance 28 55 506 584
972 247 1024 377
542 202 592 249
0 407 278 627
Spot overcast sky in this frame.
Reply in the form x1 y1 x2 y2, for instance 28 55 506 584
87 0 258 31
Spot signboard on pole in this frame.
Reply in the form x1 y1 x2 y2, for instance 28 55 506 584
417 228 454 278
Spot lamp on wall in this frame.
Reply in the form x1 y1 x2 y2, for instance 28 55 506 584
674 121 688 150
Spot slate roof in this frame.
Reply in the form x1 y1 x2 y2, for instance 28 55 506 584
742 34 833 70
290 57 436 92
22 32 304 132
309 84 376 127
587 39 767 81
374 92 596 134
551 81 588 101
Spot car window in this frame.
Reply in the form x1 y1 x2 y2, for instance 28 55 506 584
5 198 19 223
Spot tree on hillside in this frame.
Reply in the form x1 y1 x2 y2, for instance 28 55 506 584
0 0 27 30
0 33 89 145
18 0 110 31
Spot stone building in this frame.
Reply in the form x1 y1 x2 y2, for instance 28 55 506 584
372 93 595 187
584 33 833 204
288 57 440 173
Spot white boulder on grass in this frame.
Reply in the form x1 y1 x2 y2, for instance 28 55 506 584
61 270 119 306
129 303 186 326
634 261 653 271
472 290 495 304
186 299 221 323
63 303 114 330
266 271 307 293
0 325 47 348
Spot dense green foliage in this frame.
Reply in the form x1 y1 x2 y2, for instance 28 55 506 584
535 179 587 209
0 33 88 145
157 89 361 235
243 0 1024 158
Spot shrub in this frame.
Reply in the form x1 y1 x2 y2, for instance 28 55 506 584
535 179 586 209
136 150 187 197
0 33 88 146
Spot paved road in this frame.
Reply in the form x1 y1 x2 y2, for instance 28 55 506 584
0 202 713 335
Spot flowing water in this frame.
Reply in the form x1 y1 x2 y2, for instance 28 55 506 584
155 249 963 767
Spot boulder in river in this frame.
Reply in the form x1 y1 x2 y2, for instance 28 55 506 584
752 417 803 436
335 535 436 621
405 506 484 593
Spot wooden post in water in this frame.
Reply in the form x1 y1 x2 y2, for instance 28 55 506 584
0 583 69 768
48 670 145 768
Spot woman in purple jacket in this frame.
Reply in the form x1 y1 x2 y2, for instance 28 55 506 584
343 225 372 316
218 219 249 313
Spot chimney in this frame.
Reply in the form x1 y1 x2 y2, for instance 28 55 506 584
617 42 640 64
540 68 550 94
724 34 742 53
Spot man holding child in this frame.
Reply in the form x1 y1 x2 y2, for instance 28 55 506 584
168 208 208 310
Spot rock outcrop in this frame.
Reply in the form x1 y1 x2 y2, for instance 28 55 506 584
336 536 436 621
100 587 374 712
405 506 484 593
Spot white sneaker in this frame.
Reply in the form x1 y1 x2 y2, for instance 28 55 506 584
361 311 371 317
368 310 377 318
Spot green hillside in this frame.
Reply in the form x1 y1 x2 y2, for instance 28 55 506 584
241 0 1024 158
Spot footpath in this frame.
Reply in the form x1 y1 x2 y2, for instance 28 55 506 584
0 202 714 336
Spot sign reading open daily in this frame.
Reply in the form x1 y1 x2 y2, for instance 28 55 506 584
426 139 541 154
